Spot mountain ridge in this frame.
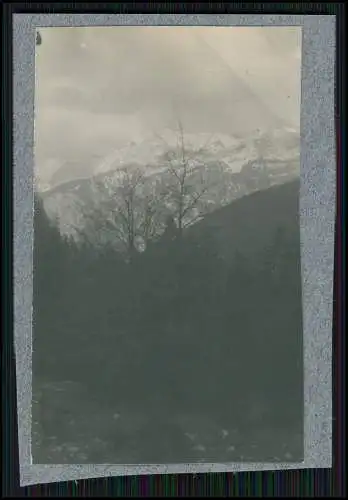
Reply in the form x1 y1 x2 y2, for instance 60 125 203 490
39 127 300 249
37 126 299 191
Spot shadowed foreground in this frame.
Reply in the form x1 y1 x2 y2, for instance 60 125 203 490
32 180 303 464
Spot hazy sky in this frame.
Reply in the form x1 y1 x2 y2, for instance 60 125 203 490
34 26 302 186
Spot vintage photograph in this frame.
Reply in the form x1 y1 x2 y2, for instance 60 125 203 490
32 26 303 464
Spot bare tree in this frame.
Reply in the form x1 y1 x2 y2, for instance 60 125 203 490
139 194 159 246
77 167 163 257
75 120 220 252
157 120 215 235
115 168 144 255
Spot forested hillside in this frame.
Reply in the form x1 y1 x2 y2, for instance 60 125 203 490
32 179 303 464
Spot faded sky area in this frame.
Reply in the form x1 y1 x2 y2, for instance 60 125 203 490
34 26 302 186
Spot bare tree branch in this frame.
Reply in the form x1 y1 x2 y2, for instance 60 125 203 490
160 120 216 234
167 163 183 184
155 126 215 167
185 132 216 162
74 120 220 251
181 186 209 219
75 165 165 255
182 213 206 228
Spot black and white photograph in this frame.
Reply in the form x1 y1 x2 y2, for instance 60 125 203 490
32 26 303 464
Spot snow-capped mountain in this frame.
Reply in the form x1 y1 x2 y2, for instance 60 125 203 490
38 127 299 192
93 131 243 176
40 127 300 247
92 127 299 177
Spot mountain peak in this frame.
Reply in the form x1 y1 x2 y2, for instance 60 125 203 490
38 126 299 196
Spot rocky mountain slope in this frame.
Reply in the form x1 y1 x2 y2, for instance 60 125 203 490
40 127 300 247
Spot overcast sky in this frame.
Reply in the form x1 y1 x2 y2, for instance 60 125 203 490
34 26 302 186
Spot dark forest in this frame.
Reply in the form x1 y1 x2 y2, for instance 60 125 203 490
32 179 303 464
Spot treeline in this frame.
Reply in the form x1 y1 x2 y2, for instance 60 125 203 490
33 179 304 446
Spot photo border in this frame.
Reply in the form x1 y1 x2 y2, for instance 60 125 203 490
11 13 335 487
